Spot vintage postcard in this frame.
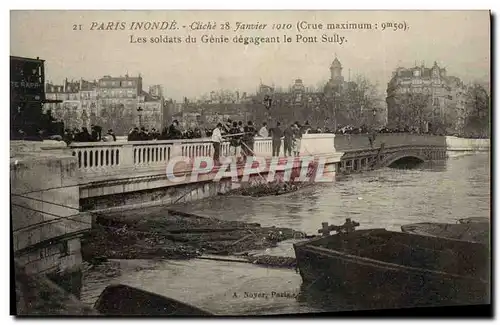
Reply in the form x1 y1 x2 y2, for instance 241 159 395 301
10 10 491 316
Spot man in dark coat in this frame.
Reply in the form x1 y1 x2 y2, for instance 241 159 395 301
283 124 294 157
242 121 256 158
270 121 283 157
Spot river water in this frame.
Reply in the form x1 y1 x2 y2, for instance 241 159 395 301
81 152 490 315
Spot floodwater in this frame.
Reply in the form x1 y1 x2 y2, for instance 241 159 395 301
81 152 490 315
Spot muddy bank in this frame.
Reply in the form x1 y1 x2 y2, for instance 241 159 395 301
82 209 308 262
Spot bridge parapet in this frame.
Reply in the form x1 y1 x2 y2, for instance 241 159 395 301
69 138 274 178
65 133 450 180
334 133 447 151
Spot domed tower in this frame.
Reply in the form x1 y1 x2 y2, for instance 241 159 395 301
330 56 343 82
292 79 305 93
324 56 345 97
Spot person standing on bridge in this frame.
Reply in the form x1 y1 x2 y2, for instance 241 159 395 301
258 122 268 138
292 122 302 157
368 129 377 148
228 121 242 160
211 123 223 165
270 121 283 157
242 121 256 160
283 124 294 157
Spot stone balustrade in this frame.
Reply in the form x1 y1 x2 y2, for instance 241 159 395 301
66 133 453 180
69 138 274 178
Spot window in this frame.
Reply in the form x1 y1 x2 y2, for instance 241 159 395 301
413 70 421 77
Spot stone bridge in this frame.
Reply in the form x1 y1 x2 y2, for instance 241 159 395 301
333 133 448 172
20 133 488 213
56 133 456 211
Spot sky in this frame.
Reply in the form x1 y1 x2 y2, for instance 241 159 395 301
10 10 490 101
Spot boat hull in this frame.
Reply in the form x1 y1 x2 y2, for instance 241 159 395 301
294 230 490 309
94 284 213 316
401 222 490 245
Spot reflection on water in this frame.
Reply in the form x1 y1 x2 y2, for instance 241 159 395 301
82 153 490 315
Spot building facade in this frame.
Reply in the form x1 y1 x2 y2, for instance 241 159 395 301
45 79 91 130
45 75 167 135
138 90 164 131
96 75 142 134
386 61 468 133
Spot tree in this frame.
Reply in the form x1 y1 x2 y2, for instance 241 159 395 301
81 110 89 129
463 83 490 137
53 105 64 121
392 92 431 131
89 111 98 126
341 75 382 128
100 103 130 135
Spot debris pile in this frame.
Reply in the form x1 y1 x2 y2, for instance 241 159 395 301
222 180 315 197
221 160 319 197
82 212 303 261
246 255 297 268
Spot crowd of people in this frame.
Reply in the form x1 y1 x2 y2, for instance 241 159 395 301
62 117 443 159
210 119 315 165
127 120 213 141
62 125 116 145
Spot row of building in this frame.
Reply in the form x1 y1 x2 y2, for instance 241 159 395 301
44 75 167 135
44 58 478 136
175 57 372 130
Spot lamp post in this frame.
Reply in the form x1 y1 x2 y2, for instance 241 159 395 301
137 106 143 128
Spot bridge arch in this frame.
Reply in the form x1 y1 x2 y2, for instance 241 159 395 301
380 152 427 168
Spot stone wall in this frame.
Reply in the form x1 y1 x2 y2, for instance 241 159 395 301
445 136 490 151
11 141 91 298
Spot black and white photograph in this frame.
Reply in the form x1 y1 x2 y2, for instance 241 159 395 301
9 9 491 317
